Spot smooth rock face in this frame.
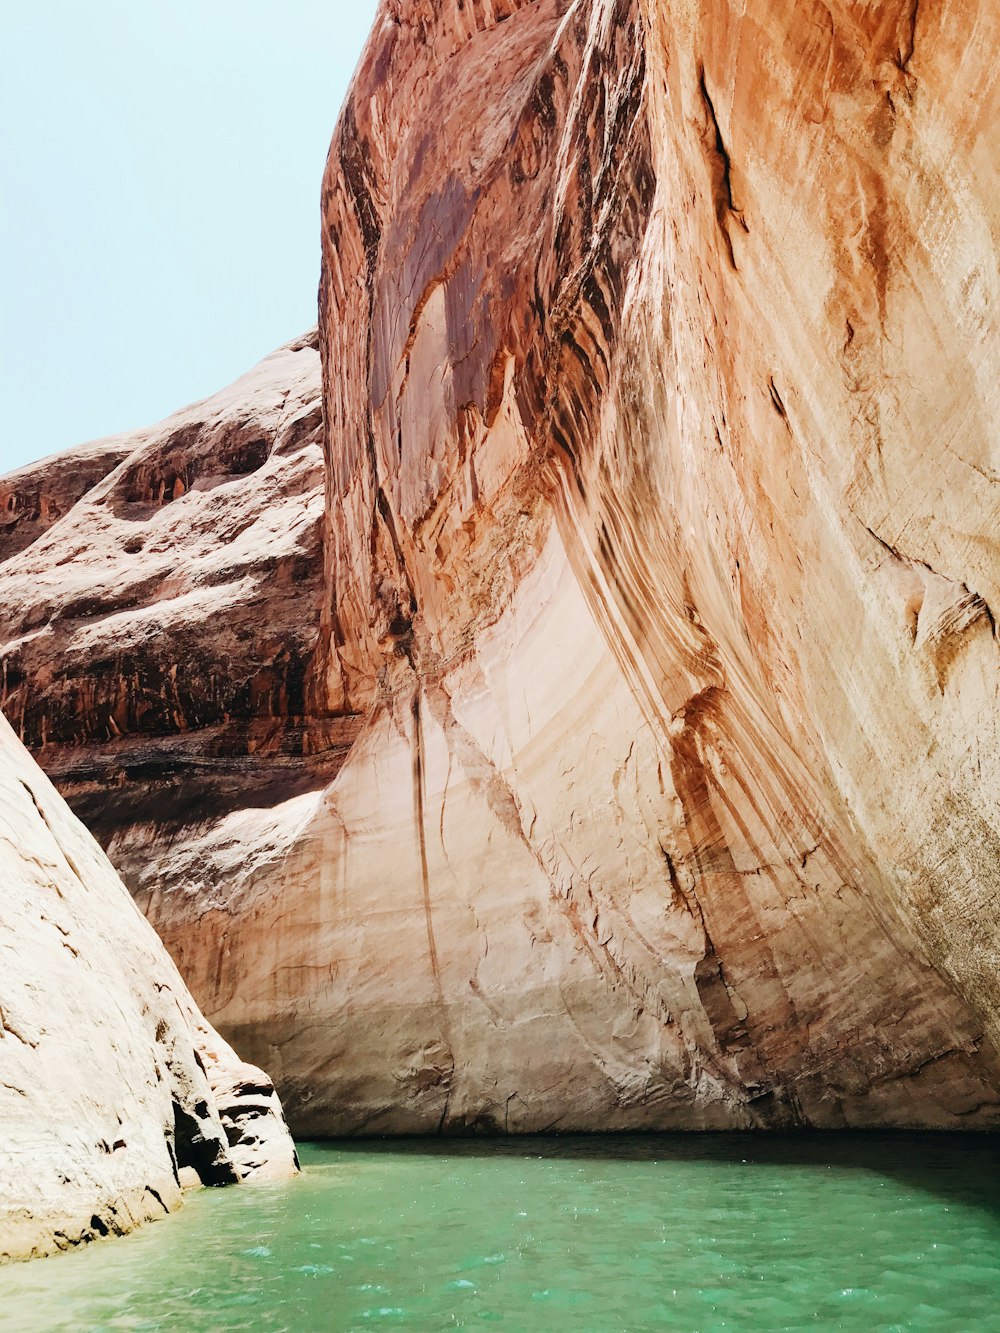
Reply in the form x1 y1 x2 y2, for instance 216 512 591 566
1 0 998 1132
0 715 296 1264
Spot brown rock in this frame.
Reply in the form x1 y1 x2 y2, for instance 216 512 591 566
0 0 997 1133
0 331 348 841
0 439 135 562
0 713 296 1264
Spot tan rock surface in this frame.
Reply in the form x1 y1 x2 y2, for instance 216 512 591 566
1 0 998 1132
0 714 296 1263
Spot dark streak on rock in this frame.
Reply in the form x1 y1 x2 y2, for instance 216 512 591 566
698 65 747 270
859 519 998 646
897 0 920 74
144 1185 171 1215
768 377 789 422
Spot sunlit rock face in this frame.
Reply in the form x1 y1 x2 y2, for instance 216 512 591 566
1 0 998 1132
0 333 352 849
0 714 296 1265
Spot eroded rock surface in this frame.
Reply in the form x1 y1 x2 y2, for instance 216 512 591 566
0 714 296 1264
0 331 349 844
1 0 998 1133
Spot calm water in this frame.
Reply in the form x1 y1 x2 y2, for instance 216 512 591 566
4 1136 1000 1332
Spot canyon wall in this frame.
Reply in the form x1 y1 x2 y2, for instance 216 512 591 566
0 332 347 845
0 713 296 1264
0 0 997 1132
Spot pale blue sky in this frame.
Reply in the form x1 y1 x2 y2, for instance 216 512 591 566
0 1 379 474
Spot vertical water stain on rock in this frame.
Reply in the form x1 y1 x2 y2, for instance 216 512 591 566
0 0 997 1136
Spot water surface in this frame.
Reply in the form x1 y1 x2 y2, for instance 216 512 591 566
5 1135 1000 1331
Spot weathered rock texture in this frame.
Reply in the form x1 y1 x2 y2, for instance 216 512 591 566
0 714 296 1265
0 332 347 842
1 0 998 1133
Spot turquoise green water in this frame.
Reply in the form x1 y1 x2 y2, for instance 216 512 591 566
4 1136 1000 1332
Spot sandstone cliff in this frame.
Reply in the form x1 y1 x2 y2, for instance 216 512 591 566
0 331 346 844
1 0 997 1133
0 714 297 1263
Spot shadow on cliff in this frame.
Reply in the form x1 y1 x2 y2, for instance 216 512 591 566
320 1132 1000 1223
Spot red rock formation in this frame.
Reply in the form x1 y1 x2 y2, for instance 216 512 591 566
0 332 355 844
0 439 135 560
0 0 997 1132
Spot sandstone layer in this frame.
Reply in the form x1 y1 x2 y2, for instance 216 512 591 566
1 0 998 1133
0 715 297 1264
0 331 349 843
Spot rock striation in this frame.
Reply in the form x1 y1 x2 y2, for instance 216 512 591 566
0 0 998 1133
0 712 296 1264
0 331 346 845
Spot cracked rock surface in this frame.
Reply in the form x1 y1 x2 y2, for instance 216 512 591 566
0 0 998 1133
0 713 296 1263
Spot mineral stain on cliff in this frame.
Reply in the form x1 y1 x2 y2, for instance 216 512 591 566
0 0 997 1138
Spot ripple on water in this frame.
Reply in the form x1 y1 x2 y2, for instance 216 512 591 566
2 1135 999 1333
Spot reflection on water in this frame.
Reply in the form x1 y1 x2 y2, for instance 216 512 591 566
4 1135 1000 1331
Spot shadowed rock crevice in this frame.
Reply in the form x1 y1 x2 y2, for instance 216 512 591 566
171 1100 238 1188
